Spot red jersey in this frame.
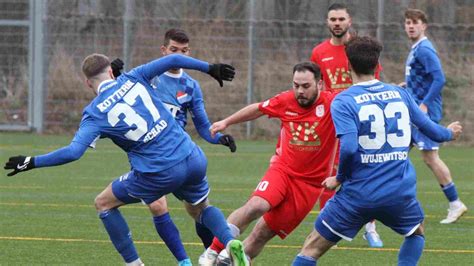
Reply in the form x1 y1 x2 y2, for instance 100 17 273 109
310 39 382 93
258 90 337 186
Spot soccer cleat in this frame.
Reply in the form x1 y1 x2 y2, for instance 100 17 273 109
216 250 232 266
178 258 193 266
363 231 384 248
227 240 249 266
198 248 219 266
440 202 468 224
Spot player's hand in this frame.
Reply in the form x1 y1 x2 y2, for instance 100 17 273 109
207 64 235 87
447 121 462 140
210 120 228 138
111 58 124 78
219 134 236 153
4 155 35 176
322 176 341 190
419 103 428 113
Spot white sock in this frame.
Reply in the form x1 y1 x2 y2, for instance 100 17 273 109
228 223 240 238
449 199 462 209
365 221 376 232
126 258 143 266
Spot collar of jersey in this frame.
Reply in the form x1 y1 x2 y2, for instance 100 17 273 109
411 36 428 49
353 79 380 87
97 79 116 94
164 69 183 78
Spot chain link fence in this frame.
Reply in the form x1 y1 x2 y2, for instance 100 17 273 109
1 0 473 144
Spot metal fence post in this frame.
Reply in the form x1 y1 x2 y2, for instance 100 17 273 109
29 0 45 133
246 0 256 138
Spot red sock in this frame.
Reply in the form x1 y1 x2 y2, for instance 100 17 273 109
209 237 225 253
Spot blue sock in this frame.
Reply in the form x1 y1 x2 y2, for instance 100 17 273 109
153 213 188 261
441 182 459 202
398 234 425 266
199 206 233 246
99 209 138 263
195 221 214 249
292 254 317 266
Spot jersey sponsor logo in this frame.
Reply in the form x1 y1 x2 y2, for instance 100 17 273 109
97 80 135 112
360 151 408 163
321 57 334 62
176 91 191 104
354 90 401 104
289 121 320 147
315 105 325 117
162 102 181 118
326 68 352 90
285 111 298 116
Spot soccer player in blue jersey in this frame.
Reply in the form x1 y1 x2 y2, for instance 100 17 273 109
403 8 467 224
111 29 236 263
4 53 249 266
291 36 463 266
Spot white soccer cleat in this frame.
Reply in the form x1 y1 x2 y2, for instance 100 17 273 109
198 248 219 266
440 202 468 224
216 249 232 266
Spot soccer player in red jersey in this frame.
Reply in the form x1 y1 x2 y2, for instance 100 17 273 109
199 62 338 265
310 3 383 247
311 3 382 93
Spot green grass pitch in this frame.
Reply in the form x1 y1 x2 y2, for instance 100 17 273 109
0 132 472 265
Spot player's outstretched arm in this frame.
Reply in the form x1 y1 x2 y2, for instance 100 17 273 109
3 141 88 176
135 54 235 87
210 103 263 137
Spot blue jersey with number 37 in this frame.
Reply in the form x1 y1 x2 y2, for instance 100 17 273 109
331 80 451 206
71 56 209 173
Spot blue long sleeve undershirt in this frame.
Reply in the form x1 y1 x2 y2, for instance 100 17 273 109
35 141 89 168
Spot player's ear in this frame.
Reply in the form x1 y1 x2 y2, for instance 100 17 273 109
107 67 114 80
317 79 323 90
160 45 167 55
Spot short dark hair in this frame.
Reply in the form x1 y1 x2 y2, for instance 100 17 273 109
328 3 350 16
82 53 110 79
163 28 189 46
345 36 382 75
293 62 321 81
405 8 428 24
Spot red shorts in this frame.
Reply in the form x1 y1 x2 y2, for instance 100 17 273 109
252 163 328 239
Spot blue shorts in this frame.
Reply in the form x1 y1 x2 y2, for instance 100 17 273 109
111 146 209 205
315 196 424 243
412 123 440 151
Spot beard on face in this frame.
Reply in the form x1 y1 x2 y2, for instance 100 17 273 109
330 27 349 38
297 94 317 108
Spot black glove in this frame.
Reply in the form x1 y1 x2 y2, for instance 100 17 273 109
207 64 235 87
4 155 35 176
219 134 236 153
111 58 124 78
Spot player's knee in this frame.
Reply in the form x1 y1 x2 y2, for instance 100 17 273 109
413 224 424 236
244 197 271 218
94 194 112 211
148 197 168 216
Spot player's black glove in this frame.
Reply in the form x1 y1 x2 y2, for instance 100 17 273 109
219 134 236 153
111 58 124 78
4 155 35 176
207 64 235 87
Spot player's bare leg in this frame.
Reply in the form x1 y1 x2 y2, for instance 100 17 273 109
292 229 335 265
227 196 271 232
421 150 468 223
243 217 277 259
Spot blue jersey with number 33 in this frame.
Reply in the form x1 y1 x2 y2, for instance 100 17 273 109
331 80 451 206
